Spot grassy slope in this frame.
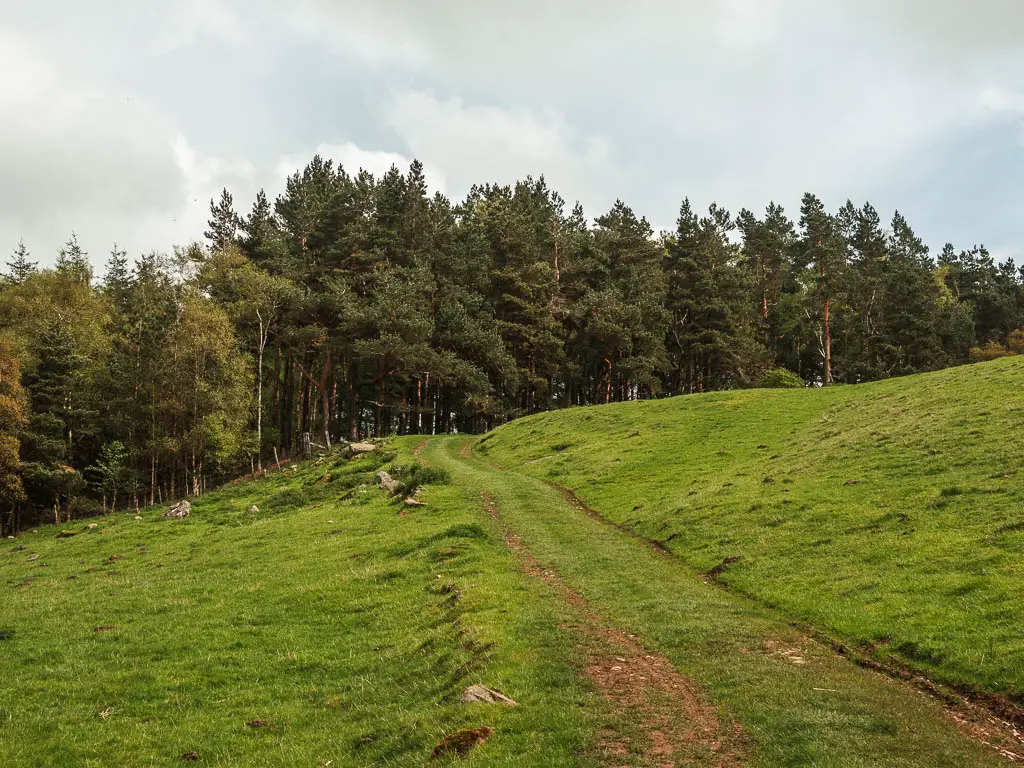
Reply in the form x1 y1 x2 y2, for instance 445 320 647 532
427 437 1006 767
480 356 1024 699
0 447 601 767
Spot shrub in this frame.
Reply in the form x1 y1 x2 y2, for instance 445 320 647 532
267 487 307 513
389 464 450 498
1008 329 1024 355
758 367 804 389
969 342 1013 363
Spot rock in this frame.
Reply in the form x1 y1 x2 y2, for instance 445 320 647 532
163 500 191 519
404 497 425 507
248 505 259 514
431 727 493 758
349 442 377 454
376 471 399 494
86 523 98 529
133 516 142 521
459 685 517 706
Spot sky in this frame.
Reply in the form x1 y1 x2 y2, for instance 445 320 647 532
4 0 1024 271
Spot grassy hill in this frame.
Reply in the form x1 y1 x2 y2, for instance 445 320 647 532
0 449 599 766
3 357 1024 766
479 356 1024 701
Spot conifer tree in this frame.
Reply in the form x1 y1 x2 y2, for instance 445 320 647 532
20 322 88 521
797 193 846 385
56 232 93 285
5 240 37 285
205 188 241 251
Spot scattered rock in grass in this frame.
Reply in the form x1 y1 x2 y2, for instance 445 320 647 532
133 516 142 521
248 505 259 514
103 555 123 565
181 752 201 762
57 530 76 538
346 442 377 458
404 497 425 507
9 545 25 552
27 554 39 561
460 684 518 706
376 471 399 493
94 625 116 632
86 523 98 529
163 500 191 519
431 726 493 758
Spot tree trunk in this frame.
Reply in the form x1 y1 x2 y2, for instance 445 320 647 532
824 294 832 385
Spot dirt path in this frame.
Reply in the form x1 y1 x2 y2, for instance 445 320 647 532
481 492 748 767
549 484 1024 764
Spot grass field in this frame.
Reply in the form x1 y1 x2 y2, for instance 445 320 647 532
3 357 1024 766
0 448 601 766
479 356 1024 701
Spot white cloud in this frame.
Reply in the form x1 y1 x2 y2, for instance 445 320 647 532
151 0 245 54
275 142 446 192
383 92 619 212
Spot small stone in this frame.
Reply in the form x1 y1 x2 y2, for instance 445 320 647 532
87 524 98 529
403 497 425 507
349 442 377 453
248 505 259 514
460 684 517 706
376 471 399 493
162 500 191 519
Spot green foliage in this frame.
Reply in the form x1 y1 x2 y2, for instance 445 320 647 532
388 462 451 498
758 367 804 388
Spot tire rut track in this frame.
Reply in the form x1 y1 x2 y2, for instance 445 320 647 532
480 491 748 768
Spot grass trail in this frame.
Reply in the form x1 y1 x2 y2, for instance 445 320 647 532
479 357 1024 701
425 436 1016 766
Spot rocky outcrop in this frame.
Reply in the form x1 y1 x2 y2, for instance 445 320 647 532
162 500 191 519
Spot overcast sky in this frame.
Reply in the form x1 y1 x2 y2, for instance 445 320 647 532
5 0 1024 270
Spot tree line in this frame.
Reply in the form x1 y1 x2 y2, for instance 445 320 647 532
1 156 1022 533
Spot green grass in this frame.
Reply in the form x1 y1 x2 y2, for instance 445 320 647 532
4 358 1023 766
0 447 600 767
422 438 1007 767
479 356 1024 701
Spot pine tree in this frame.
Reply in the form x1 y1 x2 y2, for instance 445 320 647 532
5 240 37 285
56 232 93 285
205 188 241 251
103 243 132 313
20 322 88 521
797 194 846 385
